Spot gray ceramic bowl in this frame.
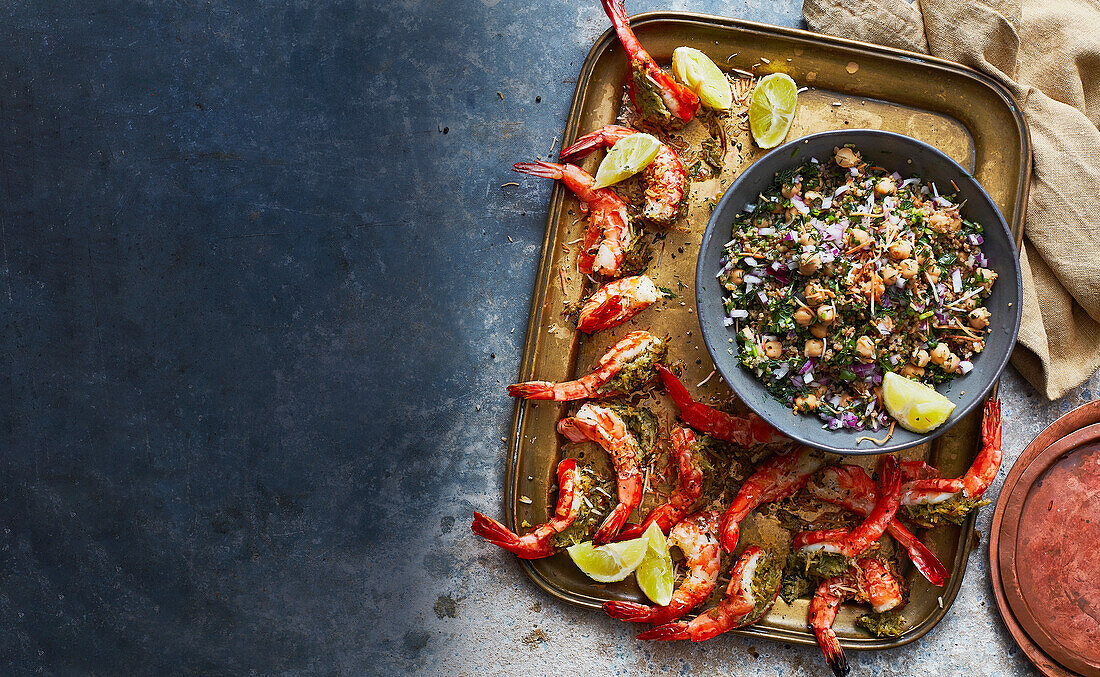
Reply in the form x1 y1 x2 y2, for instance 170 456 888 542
696 130 1022 455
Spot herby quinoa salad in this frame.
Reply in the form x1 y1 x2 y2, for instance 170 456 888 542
717 146 998 431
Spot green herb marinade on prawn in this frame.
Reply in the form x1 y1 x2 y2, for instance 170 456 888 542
717 146 997 431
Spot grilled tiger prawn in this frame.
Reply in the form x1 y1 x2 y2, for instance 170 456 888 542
508 331 664 401
560 125 688 226
513 161 631 277
600 0 699 125
471 458 583 559
900 398 1002 526
603 511 721 625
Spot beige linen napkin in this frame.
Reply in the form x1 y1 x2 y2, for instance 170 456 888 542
803 0 1100 399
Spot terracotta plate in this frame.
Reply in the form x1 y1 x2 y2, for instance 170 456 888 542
991 401 1100 677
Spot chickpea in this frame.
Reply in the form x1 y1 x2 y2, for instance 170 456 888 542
799 252 822 276
943 353 961 373
926 265 941 284
969 307 991 329
770 201 783 214
900 364 925 378
848 228 872 248
804 281 828 305
876 315 894 333
799 230 817 246
794 393 820 412
781 181 802 199
805 338 825 358
898 258 919 280
728 268 745 285
763 340 784 359
977 267 998 290
913 349 930 367
927 209 962 234
874 177 896 197
930 343 950 365
794 306 815 327
880 265 899 286
816 305 837 324
834 146 861 168
855 335 876 362
888 240 913 261
862 275 886 299
810 323 829 339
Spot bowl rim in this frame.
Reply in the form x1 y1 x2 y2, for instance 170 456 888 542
695 128 1023 455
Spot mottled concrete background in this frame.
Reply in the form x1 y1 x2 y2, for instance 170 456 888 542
0 0 1077 674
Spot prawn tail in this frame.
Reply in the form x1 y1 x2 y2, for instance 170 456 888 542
471 513 553 559
815 627 850 677
893 526 949 587
611 523 646 541
593 506 630 545
719 514 740 553
656 363 694 411
982 398 1002 449
513 161 564 180
471 512 520 550
600 0 633 44
602 600 655 623
636 622 690 641
559 131 607 162
577 294 624 333
506 381 555 400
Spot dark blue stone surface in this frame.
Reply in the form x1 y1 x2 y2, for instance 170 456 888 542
0 1 1061 675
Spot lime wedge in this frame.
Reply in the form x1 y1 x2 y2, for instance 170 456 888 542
748 73 798 149
567 536 648 583
591 133 661 189
672 47 733 111
882 371 957 433
635 522 675 606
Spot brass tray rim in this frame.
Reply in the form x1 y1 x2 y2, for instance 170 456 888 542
504 11 1032 651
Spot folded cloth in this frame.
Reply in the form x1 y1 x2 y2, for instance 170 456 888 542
803 0 1100 399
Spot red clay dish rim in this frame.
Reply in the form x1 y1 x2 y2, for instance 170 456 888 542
998 423 1100 676
989 400 1100 677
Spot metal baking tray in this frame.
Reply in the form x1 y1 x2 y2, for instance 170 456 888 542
504 12 1029 650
